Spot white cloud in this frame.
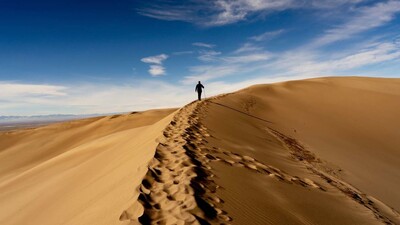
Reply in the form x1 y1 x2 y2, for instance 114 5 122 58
394 35 400 45
235 42 264 53
193 42 400 96
141 54 169 76
0 80 193 116
138 0 297 26
310 1 400 47
0 83 67 98
192 42 216 48
182 65 241 85
185 39 274 83
141 54 168 64
149 65 166 76
172 51 194 55
197 50 222 62
223 53 271 63
203 0 298 26
138 0 368 26
249 29 285 42
184 34 400 85
328 42 400 70
265 40 400 76
183 46 273 84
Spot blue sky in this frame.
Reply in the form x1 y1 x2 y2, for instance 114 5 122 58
1 0 400 116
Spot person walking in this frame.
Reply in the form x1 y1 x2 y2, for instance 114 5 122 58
195 81 205 101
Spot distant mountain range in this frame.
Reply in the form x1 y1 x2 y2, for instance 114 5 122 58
0 113 116 125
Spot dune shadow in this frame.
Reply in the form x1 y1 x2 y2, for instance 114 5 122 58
208 101 274 124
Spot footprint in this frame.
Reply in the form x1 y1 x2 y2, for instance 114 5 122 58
134 101 229 224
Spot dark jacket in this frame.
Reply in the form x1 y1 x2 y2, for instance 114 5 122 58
195 83 204 92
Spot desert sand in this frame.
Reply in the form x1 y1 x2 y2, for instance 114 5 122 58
1 77 399 225
0 109 176 225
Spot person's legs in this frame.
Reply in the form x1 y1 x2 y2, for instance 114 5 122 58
198 91 202 101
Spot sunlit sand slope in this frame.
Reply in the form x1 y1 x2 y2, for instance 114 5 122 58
0 109 176 225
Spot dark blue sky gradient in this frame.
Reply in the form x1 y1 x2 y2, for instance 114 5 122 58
0 0 325 84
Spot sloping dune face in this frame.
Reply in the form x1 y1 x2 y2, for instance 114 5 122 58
199 77 400 224
0 109 176 225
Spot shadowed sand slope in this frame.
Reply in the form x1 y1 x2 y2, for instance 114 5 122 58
0 109 176 225
229 77 400 208
201 77 400 224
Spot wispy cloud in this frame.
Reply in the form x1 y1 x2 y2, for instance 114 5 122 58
223 53 271 63
192 42 216 48
241 36 400 80
137 1 203 23
0 83 67 98
148 65 166 76
197 50 222 62
285 41 400 74
141 54 169 76
184 33 400 85
0 80 194 116
138 0 297 26
249 29 285 42
137 0 368 26
235 43 264 53
310 1 400 47
183 64 241 85
196 0 298 26
141 54 168 64
172 51 194 55
183 43 273 84
309 0 365 9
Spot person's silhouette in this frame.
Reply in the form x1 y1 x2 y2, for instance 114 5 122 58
195 81 205 101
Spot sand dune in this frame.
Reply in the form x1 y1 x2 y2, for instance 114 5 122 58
0 109 176 225
1 77 400 225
